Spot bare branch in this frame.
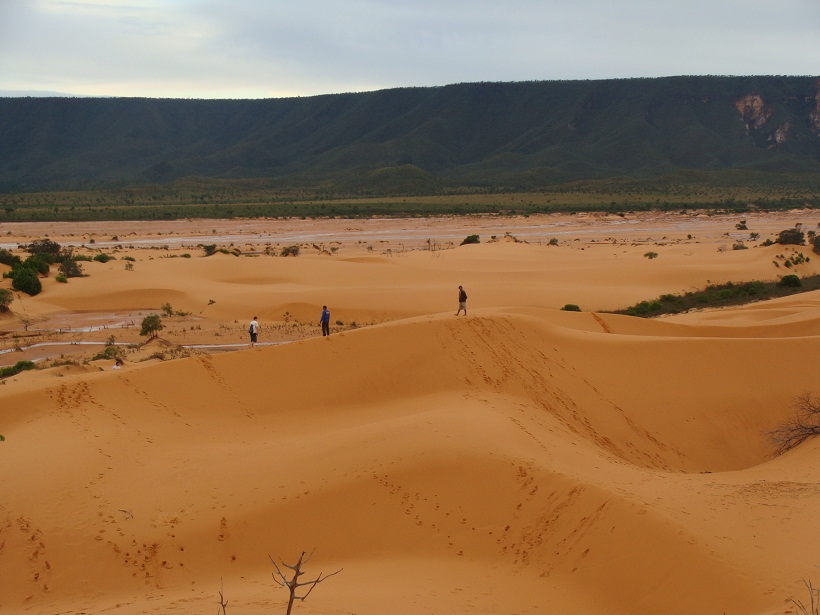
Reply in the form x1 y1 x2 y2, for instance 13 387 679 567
769 393 820 455
789 578 819 615
269 550 341 615
217 578 229 615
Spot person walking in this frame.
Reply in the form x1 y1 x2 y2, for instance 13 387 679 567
320 306 331 336
456 285 468 315
249 316 259 348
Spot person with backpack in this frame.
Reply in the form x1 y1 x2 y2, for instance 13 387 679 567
456 286 468 315
249 316 259 348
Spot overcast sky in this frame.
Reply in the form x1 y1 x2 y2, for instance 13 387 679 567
1 0 818 99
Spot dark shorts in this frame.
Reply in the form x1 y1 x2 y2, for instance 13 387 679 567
250 332 258 343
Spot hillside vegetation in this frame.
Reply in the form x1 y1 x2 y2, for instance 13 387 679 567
1 76 818 220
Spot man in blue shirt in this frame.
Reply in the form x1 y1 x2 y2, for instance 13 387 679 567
320 306 331 336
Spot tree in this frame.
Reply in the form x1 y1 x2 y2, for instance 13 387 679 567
139 314 164 338
269 550 342 615
769 393 820 455
12 267 42 296
26 238 62 258
0 288 12 311
777 227 805 246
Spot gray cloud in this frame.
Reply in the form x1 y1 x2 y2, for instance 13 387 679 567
0 0 817 98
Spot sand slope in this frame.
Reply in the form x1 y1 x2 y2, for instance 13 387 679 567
1 215 819 614
2 301 819 614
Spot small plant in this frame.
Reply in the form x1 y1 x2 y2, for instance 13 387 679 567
58 259 84 278
203 244 217 256
643 251 659 259
124 261 134 271
548 237 559 246
561 304 581 312
460 234 480 245
0 288 12 311
93 253 113 263
161 302 174 316
55 274 68 283
281 245 300 257
732 242 748 250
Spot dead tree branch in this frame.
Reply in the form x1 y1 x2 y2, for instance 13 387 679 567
769 393 820 455
269 549 342 615
217 577 229 615
789 578 819 615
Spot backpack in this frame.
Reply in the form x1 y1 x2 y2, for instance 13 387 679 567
249 324 254 333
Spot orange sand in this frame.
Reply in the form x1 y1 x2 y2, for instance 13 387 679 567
1 211 819 615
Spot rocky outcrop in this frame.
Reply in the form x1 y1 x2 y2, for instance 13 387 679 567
735 94 772 132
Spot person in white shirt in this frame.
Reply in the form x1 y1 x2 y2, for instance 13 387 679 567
249 316 259 348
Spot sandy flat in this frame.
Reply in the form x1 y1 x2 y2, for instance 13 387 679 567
1 210 819 615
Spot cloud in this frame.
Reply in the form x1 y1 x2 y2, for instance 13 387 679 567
0 0 817 98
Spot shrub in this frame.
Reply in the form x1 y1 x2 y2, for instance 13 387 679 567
93 253 113 263
813 235 820 255
548 238 559 246
203 244 217 256
91 345 122 361
0 248 20 267
12 267 42 295
55 275 68 283
281 245 300 257
461 234 480 245
561 304 581 312
732 243 748 250
778 274 802 288
0 288 12 311
0 360 36 379
23 255 50 275
59 259 84 278
139 314 164 338
643 251 659 259
777 227 805 245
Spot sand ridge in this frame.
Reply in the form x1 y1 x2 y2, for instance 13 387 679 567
1 211 819 614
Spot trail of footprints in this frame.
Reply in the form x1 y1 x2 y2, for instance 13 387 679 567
370 460 583 566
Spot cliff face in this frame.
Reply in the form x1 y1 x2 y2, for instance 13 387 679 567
1 75 818 192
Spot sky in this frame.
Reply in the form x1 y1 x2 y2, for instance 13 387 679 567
1 0 818 99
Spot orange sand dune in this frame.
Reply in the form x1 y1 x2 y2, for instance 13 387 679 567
1 213 819 615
